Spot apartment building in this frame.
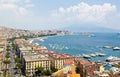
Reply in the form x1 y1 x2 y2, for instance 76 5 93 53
23 54 51 77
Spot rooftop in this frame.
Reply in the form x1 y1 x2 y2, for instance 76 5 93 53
24 54 50 62
79 59 91 65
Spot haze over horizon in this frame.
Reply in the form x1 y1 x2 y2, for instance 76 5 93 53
0 0 120 31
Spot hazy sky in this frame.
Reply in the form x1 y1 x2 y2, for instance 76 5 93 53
0 0 120 30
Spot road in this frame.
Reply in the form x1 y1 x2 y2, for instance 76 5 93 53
8 50 16 77
8 43 17 77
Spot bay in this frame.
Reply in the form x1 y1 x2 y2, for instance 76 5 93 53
32 33 120 62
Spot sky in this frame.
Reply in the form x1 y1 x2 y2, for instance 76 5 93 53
0 0 120 31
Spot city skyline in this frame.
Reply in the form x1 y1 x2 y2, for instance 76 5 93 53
0 0 120 31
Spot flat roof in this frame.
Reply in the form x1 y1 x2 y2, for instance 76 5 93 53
24 54 50 62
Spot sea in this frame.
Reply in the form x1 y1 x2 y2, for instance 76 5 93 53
32 33 120 70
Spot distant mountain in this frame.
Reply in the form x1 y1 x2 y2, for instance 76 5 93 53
62 25 119 32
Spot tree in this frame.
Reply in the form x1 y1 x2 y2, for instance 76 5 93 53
42 70 51 76
5 52 10 59
6 45 10 51
34 66 44 76
3 60 11 77
115 62 120 68
16 63 22 75
51 67 58 73
14 57 21 63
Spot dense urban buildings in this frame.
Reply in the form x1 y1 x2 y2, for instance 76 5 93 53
0 26 120 77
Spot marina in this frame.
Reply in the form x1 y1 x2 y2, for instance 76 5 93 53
32 33 120 63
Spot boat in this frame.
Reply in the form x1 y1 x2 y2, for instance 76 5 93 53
39 38 44 42
76 54 83 58
103 46 113 49
106 56 120 62
35 43 39 45
88 34 96 37
98 53 106 57
82 54 91 59
90 54 96 57
113 47 120 50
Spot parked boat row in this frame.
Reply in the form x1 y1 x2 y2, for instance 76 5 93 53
49 44 69 50
106 56 120 62
103 45 120 50
76 52 106 59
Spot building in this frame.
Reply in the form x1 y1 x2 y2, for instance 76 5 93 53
76 59 106 77
15 39 76 77
49 53 75 70
23 54 51 77
0 52 3 76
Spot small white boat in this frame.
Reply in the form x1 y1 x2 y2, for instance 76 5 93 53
98 53 106 57
35 43 39 45
103 46 113 49
90 54 96 57
113 47 120 50
106 56 120 62
39 39 44 42
82 54 91 58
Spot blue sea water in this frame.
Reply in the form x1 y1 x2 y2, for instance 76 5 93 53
32 33 120 63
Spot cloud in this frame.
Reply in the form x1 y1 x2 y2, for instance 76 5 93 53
0 0 20 4
26 4 35 8
24 0 31 4
18 7 28 15
0 4 17 9
0 0 34 16
51 2 116 22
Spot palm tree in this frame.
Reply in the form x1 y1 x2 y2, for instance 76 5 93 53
5 52 10 59
14 57 21 63
16 63 22 76
6 45 10 51
116 62 120 68
3 60 11 77
34 66 44 76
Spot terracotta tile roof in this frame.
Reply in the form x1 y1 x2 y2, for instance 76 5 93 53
0 52 3 56
15 39 26 44
0 37 6 40
64 60 74 65
79 59 91 65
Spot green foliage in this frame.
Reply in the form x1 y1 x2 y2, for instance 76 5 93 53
14 57 21 63
16 63 22 69
115 62 120 68
42 70 51 76
6 45 11 51
35 66 44 72
51 67 58 73
3 60 11 64
5 52 10 58
34 66 44 76
12 42 16 50
8 33 57 41
34 66 52 76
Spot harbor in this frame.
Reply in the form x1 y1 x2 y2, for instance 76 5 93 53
32 33 120 70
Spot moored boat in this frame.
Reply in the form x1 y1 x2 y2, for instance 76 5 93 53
106 56 120 62
82 54 91 59
103 46 113 49
113 47 120 50
90 53 96 57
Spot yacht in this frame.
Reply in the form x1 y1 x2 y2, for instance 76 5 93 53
90 53 96 57
113 47 120 50
106 56 120 62
82 54 91 58
98 53 106 57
